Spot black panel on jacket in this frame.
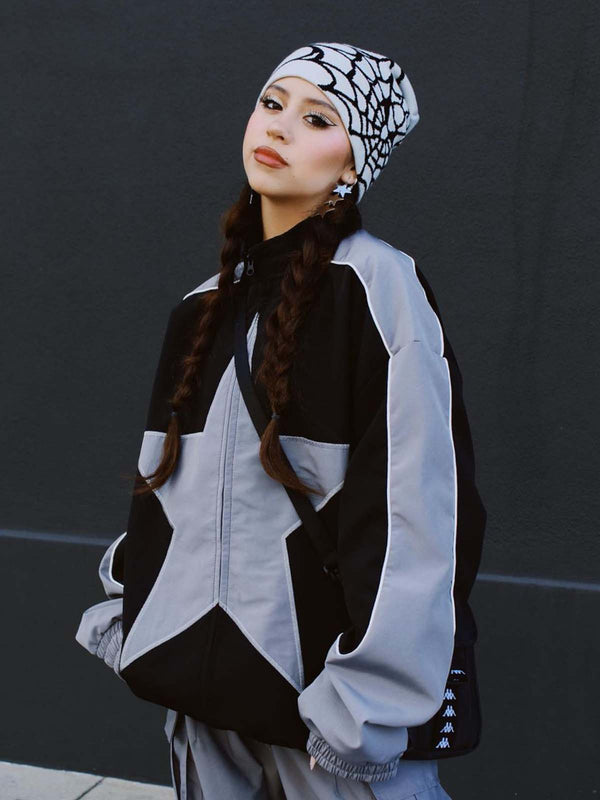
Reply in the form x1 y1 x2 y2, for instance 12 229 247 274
286 490 352 686
122 474 173 642
205 606 311 749
414 263 487 621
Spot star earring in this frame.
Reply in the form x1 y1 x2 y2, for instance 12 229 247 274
332 182 354 199
328 181 355 206
320 181 356 216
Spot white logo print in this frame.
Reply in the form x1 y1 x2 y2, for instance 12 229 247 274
440 721 454 733
442 705 456 718
436 737 451 749
450 668 466 675
444 688 456 700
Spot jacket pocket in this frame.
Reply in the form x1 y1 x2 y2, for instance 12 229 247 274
405 642 482 758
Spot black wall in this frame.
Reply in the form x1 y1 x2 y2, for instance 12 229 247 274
2 2 598 797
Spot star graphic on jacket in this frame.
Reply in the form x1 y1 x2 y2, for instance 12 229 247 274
119 312 350 693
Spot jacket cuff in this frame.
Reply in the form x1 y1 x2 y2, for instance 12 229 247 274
305 730 403 783
96 618 123 675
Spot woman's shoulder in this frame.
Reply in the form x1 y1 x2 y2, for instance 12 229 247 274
180 271 221 302
330 228 444 357
156 274 219 348
165 270 223 331
177 260 248 307
334 226 415 267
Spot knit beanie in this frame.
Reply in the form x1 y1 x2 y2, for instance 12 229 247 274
254 42 420 204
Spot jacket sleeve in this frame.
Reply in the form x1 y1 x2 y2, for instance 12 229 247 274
297 338 457 782
74 532 127 679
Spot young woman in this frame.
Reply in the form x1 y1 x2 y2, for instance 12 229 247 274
76 42 486 800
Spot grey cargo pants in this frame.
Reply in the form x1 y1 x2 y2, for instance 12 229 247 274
164 709 452 800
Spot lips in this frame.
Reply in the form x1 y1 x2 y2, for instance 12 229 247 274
254 146 288 168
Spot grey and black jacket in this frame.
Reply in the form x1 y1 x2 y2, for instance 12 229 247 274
76 215 486 783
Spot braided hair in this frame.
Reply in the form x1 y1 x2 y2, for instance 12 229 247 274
132 180 362 498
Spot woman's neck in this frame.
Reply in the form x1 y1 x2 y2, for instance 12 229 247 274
259 195 316 241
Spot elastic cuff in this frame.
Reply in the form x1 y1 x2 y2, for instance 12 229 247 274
305 730 403 783
96 618 123 669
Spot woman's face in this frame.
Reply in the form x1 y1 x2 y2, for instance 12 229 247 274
242 76 355 211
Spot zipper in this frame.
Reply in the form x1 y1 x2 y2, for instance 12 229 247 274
216 369 236 602
201 355 236 712
201 262 254 711
216 259 254 603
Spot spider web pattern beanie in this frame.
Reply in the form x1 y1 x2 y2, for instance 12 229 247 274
255 42 420 204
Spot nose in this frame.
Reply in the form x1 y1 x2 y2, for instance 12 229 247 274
266 118 290 142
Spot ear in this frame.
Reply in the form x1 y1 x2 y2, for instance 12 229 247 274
341 165 356 185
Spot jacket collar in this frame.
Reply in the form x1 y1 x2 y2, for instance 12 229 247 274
243 215 315 281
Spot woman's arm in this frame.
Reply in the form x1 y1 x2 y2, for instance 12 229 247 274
297 337 459 783
75 531 126 679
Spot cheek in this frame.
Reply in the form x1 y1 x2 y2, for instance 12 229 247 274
299 130 349 173
242 112 261 151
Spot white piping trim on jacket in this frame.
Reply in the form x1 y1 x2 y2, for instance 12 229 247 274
328 253 458 654
182 268 242 301
144 429 205 440
121 599 219 672
101 530 126 589
330 259 393 356
222 601 303 693
182 283 217 301
443 354 458 639
332 353 393 658
279 434 350 450
280 529 305 690
405 253 458 640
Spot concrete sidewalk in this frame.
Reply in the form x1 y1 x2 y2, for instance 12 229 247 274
0 760 174 799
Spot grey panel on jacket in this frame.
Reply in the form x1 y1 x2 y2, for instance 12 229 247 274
332 230 444 356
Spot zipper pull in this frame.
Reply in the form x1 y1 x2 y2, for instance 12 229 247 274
245 257 254 276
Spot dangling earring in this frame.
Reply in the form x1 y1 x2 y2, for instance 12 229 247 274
320 181 355 216
332 182 354 199
249 188 255 205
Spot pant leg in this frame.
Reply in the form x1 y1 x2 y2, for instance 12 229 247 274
362 759 452 800
163 708 451 800
268 743 452 800
242 737 287 800
163 709 280 800
168 712 204 800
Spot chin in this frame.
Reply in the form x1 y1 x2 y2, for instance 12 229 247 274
247 173 287 199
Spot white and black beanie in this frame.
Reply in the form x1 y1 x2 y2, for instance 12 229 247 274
255 42 420 204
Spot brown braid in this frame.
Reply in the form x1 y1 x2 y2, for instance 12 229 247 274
131 180 362 498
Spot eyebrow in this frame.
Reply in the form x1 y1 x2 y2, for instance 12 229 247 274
266 83 340 118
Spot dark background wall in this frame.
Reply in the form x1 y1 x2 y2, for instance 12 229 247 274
2 1 598 797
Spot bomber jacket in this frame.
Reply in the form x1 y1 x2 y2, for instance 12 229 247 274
75 214 486 783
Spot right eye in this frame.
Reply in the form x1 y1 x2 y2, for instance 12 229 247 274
260 94 281 110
